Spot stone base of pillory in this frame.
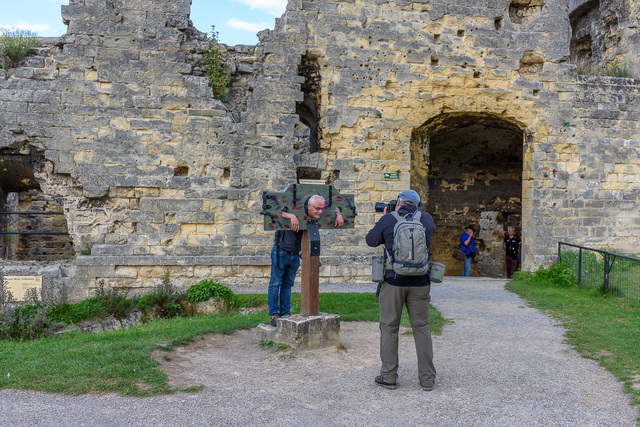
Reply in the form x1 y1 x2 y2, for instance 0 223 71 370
256 313 340 350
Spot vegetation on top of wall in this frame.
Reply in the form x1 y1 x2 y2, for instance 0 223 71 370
202 26 232 98
577 58 636 78
0 28 38 69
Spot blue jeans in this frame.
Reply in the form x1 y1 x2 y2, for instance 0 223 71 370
462 256 472 276
268 245 300 316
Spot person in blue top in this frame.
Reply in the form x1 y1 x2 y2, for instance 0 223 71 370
460 225 476 276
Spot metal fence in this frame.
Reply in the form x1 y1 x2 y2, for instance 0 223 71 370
558 242 640 307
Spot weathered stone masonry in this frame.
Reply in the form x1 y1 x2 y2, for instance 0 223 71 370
0 0 639 298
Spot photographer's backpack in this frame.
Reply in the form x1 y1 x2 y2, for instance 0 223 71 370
386 211 430 276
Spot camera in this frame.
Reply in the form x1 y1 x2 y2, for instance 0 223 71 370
374 199 397 213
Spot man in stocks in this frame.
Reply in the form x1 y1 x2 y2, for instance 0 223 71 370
268 194 344 326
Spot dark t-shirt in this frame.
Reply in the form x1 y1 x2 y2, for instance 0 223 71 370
274 229 303 254
504 235 521 259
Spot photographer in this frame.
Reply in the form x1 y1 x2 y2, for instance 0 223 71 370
459 225 476 277
365 189 436 391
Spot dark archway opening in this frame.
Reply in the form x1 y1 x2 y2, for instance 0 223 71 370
412 113 524 277
0 150 74 261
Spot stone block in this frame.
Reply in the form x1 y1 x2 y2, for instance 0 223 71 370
255 314 341 350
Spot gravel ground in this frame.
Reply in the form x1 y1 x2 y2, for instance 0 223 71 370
1 277 637 426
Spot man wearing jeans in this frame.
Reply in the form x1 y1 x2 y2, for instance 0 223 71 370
267 195 343 327
365 189 436 391
460 225 476 276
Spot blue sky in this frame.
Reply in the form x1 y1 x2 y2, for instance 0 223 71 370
0 0 286 45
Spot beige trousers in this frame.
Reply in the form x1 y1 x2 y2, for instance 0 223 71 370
378 282 436 387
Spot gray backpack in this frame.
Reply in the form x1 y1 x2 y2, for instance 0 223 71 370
386 211 430 276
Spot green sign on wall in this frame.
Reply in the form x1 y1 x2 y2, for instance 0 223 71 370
384 172 400 180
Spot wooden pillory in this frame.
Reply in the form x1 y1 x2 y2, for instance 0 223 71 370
260 183 356 316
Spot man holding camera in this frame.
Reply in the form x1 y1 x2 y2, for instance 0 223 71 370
460 225 476 276
365 189 436 391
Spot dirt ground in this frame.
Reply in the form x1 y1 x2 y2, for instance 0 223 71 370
153 321 412 389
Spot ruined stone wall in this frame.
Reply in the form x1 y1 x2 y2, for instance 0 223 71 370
0 0 639 298
569 0 640 74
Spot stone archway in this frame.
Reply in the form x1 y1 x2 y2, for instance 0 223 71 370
411 113 524 277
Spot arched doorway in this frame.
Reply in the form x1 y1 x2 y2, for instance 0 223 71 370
411 113 524 277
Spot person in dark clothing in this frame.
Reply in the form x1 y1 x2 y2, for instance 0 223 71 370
503 226 521 278
365 189 436 391
267 194 343 327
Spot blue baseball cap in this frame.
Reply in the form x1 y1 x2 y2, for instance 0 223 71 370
398 189 420 205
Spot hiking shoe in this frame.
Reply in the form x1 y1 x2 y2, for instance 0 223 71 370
270 314 279 327
280 312 291 319
374 375 397 390
421 384 433 391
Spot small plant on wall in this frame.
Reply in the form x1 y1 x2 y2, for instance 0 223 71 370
0 28 38 69
605 58 631 78
202 26 232 99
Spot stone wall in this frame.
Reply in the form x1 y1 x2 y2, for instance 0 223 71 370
0 0 639 299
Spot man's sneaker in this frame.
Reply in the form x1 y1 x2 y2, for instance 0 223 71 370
270 314 279 327
374 375 397 390
280 312 291 319
421 384 433 391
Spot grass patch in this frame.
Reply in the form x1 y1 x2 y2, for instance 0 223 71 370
0 292 449 396
506 267 640 418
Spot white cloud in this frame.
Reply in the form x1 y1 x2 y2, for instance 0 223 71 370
227 18 271 33
232 0 287 17
0 22 52 35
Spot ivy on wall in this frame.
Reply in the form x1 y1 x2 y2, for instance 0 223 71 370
203 26 232 99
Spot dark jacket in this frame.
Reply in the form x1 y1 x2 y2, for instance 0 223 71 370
365 204 436 286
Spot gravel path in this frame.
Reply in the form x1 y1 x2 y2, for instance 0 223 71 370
1 277 636 426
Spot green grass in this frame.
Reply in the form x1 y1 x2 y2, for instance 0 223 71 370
0 292 448 396
506 269 640 419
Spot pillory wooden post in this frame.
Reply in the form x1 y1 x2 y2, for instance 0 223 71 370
261 184 356 317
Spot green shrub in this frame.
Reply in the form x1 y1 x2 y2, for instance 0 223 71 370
0 299 65 341
186 279 233 304
94 285 137 320
137 275 184 318
520 262 577 287
0 28 38 68
47 298 104 324
202 26 232 99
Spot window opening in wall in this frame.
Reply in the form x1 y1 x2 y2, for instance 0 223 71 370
294 122 323 182
508 0 545 25
0 152 73 261
297 54 321 154
569 0 600 69
411 113 524 277
174 166 189 176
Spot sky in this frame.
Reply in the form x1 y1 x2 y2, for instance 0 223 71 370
0 0 287 45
